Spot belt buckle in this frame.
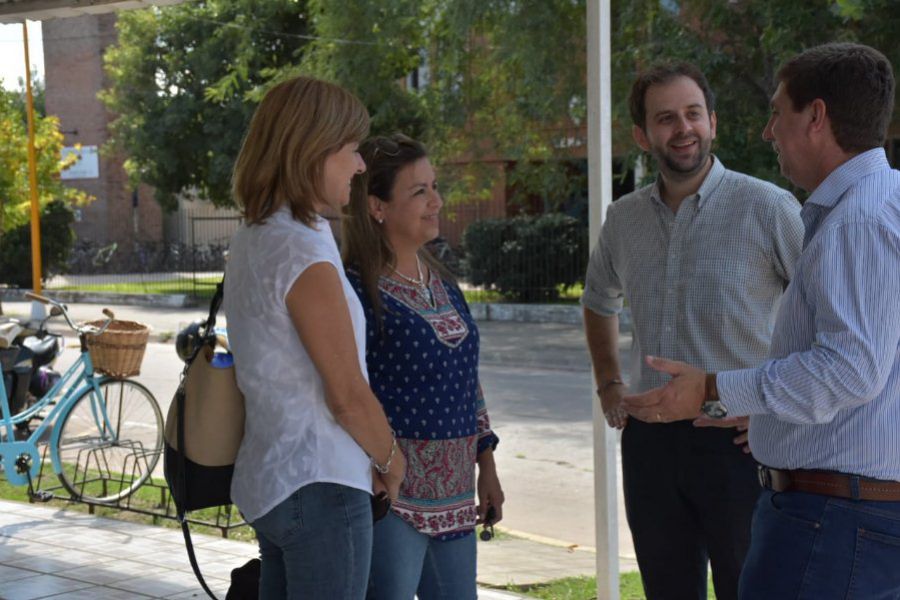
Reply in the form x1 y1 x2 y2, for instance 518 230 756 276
757 465 772 489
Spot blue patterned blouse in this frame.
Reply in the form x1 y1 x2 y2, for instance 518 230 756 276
346 267 499 539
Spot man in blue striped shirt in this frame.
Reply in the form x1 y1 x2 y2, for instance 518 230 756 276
624 43 900 599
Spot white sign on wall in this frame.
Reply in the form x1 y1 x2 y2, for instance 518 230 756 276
60 145 99 180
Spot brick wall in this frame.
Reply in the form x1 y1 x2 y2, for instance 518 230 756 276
42 14 163 247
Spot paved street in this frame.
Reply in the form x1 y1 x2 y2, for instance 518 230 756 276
50 345 637 575
6 299 641 581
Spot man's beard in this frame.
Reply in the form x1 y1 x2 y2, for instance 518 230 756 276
654 136 712 180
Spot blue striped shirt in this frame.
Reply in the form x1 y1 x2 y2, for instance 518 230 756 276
718 148 900 480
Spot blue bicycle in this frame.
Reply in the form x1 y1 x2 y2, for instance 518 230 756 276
0 293 163 503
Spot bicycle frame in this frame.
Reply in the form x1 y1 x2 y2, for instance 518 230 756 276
0 344 115 487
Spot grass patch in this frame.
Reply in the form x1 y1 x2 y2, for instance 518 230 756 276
52 277 220 298
504 572 717 599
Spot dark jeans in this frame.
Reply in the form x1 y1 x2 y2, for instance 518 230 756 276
740 490 900 599
622 419 760 600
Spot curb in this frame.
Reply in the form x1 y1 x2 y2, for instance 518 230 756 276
1 289 197 308
3 290 632 329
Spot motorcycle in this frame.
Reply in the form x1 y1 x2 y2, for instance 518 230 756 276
0 313 65 435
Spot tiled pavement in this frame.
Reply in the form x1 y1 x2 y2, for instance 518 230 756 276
0 499 601 599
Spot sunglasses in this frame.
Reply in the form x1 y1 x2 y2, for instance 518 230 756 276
479 506 497 541
370 138 402 159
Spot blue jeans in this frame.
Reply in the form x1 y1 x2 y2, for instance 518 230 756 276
367 511 477 600
740 490 900 599
252 482 372 600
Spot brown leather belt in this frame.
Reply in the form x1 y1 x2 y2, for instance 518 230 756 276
758 466 900 502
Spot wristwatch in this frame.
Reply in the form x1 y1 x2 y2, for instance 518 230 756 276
701 373 728 419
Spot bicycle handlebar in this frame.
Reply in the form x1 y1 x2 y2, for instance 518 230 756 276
24 292 116 336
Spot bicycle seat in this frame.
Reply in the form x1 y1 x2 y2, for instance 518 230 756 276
20 336 60 369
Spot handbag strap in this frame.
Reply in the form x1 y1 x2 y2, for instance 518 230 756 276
176 275 226 600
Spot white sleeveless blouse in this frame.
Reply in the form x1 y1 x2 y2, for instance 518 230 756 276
224 208 371 523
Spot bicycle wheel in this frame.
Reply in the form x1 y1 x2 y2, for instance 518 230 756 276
54 378 163 503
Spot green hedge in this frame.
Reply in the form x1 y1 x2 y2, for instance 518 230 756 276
0 200 75 288
463 214 588 302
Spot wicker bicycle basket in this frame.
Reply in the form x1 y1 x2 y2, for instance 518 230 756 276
85 320 151 378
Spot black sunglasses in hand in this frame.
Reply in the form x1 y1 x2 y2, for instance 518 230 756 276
479 506 497 541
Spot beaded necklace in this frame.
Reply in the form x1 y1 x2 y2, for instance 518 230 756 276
391 254 434 308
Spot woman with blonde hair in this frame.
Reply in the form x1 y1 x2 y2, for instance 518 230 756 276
343 134 504 600
225 77 406 599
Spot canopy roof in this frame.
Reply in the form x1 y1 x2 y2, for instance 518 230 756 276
0 0 184 23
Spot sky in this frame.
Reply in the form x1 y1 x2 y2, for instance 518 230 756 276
0 21 44 91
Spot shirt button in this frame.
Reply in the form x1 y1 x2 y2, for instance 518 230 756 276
665 326 672 332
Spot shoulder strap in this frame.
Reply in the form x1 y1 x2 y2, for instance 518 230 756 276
177 275 226 600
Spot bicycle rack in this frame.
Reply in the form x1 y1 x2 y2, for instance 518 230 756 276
32 442 247 538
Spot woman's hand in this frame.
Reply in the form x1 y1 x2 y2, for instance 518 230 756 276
378 450 407 501
476 449 504 525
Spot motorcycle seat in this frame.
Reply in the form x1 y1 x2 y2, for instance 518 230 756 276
20 336 61 369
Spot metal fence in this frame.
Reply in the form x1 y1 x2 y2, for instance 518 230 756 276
44 213 242 300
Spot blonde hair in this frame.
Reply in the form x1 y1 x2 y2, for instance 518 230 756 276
232 76 369 225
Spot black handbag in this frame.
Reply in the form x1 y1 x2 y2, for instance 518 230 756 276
164 279 249 599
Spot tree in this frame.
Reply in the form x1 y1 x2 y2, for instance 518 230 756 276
0 87 87 237
101 0 314 210
286 0 589 210
103 0 900 214
612 0 900 190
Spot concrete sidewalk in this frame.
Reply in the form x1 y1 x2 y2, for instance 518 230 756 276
0 498 592 599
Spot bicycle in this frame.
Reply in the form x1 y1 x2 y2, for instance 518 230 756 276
0 292 163 504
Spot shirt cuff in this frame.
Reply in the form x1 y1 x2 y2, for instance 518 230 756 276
717 367 768 417
478 432 499 455
580 290 623 317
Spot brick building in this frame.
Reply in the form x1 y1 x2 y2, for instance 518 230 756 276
42 13 163 251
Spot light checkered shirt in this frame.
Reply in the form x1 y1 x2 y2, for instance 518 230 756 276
582 157 803 394
719 148 900 481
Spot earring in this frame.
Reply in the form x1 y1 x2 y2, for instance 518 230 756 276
377 217 384 224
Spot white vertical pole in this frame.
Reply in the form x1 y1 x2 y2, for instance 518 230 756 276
586 1 618 599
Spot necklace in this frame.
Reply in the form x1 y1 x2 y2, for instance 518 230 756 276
391 255 434 307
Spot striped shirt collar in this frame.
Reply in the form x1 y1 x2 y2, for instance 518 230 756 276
805 147 890 209
648 155 727 210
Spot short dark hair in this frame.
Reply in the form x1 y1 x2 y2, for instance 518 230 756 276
777 43 895 153
629 62 716 129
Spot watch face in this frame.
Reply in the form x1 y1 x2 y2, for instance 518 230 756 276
702 401 728 419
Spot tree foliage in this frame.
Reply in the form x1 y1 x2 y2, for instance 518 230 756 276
101 0 314 210
103 0 900 211
613 0 900 189
0 87 87 236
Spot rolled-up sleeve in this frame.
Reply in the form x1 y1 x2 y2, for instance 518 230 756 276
581 209 625 317
475 382 499 454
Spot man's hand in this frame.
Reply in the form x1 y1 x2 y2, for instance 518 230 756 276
693 415 751 454
600 382 629 429
622 356 705 423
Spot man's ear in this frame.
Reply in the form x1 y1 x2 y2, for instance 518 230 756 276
368 195 384 221
709 111 717 141
632 125 651 152
808 98 828 134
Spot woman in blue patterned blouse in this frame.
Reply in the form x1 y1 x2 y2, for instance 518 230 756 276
343 134 504 600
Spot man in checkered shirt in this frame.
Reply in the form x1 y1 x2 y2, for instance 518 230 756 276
581 62 803 600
